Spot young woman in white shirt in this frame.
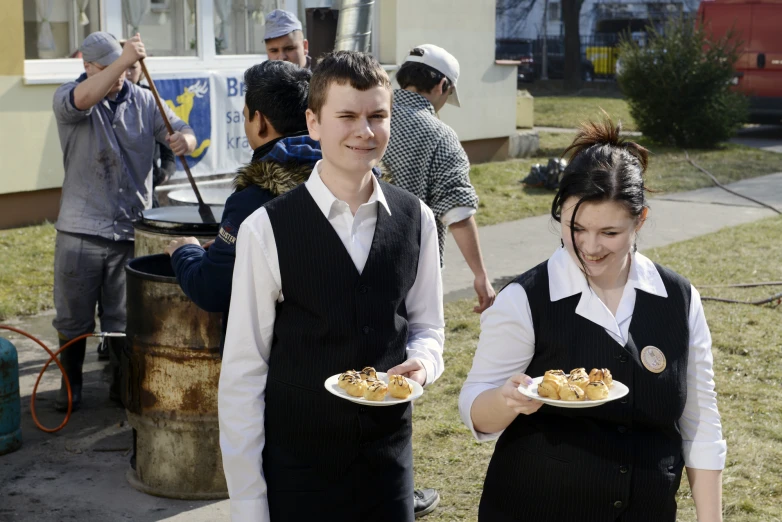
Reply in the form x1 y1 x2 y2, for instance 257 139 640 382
459 118 725 522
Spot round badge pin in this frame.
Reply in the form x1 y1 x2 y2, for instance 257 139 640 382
640 346 666 373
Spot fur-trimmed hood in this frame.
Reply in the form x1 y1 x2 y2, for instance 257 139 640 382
233 160 312 196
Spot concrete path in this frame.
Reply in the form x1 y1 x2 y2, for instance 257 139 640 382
730 125 782 154
1 173 781 522
443 174 781 302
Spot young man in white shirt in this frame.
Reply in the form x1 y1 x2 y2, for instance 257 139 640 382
218 51 445 521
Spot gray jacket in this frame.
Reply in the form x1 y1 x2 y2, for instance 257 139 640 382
53 74 190 241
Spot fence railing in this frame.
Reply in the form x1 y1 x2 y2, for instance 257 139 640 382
496 34 625 81
532 35 622 80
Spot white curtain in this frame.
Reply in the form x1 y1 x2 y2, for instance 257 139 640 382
186 0 197 24
123 0 151 35
35 0 56 53
77 0 90 26
249 0 264 23
214 0 233 53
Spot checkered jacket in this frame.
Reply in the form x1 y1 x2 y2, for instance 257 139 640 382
382 89 479 261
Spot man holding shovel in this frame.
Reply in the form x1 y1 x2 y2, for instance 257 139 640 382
51 31 195 412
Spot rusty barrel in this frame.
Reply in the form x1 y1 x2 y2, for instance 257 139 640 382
133 206 224 257
123 254 227 499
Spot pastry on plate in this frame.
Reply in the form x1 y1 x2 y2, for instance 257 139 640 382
589 368 613 388
543 369 568 387
388 374 413 399
585 380 610 400
338 370 360 389
569 368 588 380
359 366 377 381
558 383 586 401
344 376 368 397
364 380 388 401
568 374 590 392
537 379 561 399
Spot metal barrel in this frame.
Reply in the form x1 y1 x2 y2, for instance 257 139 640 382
0 337 22 456
133 206 224 257
123 254 226 499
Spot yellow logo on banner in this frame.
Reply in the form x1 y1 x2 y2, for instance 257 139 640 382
165 81 212 158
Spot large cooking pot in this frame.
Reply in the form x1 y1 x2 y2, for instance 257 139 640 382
132 206 223 257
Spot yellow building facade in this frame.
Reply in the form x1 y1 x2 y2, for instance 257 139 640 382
0 0 516 229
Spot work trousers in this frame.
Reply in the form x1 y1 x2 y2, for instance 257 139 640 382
52 231 134 339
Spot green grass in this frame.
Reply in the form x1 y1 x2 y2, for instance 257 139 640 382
0 222 56 322
471 132 782 226
1 130 779 321
413 215 782 521
534 96 637 131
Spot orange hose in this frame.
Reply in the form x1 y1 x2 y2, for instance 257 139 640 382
0 325 95 433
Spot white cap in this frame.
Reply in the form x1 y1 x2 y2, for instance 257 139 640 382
402 44 461 107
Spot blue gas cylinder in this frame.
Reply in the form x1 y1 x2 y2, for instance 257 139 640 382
0 337 22 455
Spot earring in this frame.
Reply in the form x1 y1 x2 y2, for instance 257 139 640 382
560 238 564 248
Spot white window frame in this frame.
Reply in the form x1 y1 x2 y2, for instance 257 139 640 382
24 0 272 84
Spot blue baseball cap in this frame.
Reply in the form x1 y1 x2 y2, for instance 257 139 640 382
80 31 123 66
264 9 303 41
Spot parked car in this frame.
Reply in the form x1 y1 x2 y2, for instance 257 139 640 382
698 0 782 124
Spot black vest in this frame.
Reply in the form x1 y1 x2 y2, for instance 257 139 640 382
262 182 421 476
480 259 691 522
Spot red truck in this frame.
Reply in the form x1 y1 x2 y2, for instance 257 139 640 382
698 0 782 123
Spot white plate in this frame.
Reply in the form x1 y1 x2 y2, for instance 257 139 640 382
517 376 629 408
324 372 423 407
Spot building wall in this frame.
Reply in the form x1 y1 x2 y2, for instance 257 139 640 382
0 0 517 229
382 0 517 143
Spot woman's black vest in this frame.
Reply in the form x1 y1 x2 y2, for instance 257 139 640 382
262 182 421 477
480 260 691 522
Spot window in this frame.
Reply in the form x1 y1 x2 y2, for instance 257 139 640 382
548 2 560 22
23 1 373 84
23 0 102 59
122 0 197 56
214 0 283 55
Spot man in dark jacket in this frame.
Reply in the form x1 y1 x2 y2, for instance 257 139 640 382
164 60 316 349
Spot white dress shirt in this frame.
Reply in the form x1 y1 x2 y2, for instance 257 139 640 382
219 162 446 521
459 247 726 471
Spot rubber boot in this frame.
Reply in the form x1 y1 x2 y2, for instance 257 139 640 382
107 337 123 406
54 338 87 412
96 340 109 362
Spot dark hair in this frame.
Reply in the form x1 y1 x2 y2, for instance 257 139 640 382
551 116 650 273
244 60 311 135
308 50 391 116
395 59 450 94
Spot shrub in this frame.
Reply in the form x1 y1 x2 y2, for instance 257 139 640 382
617 17 748 148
